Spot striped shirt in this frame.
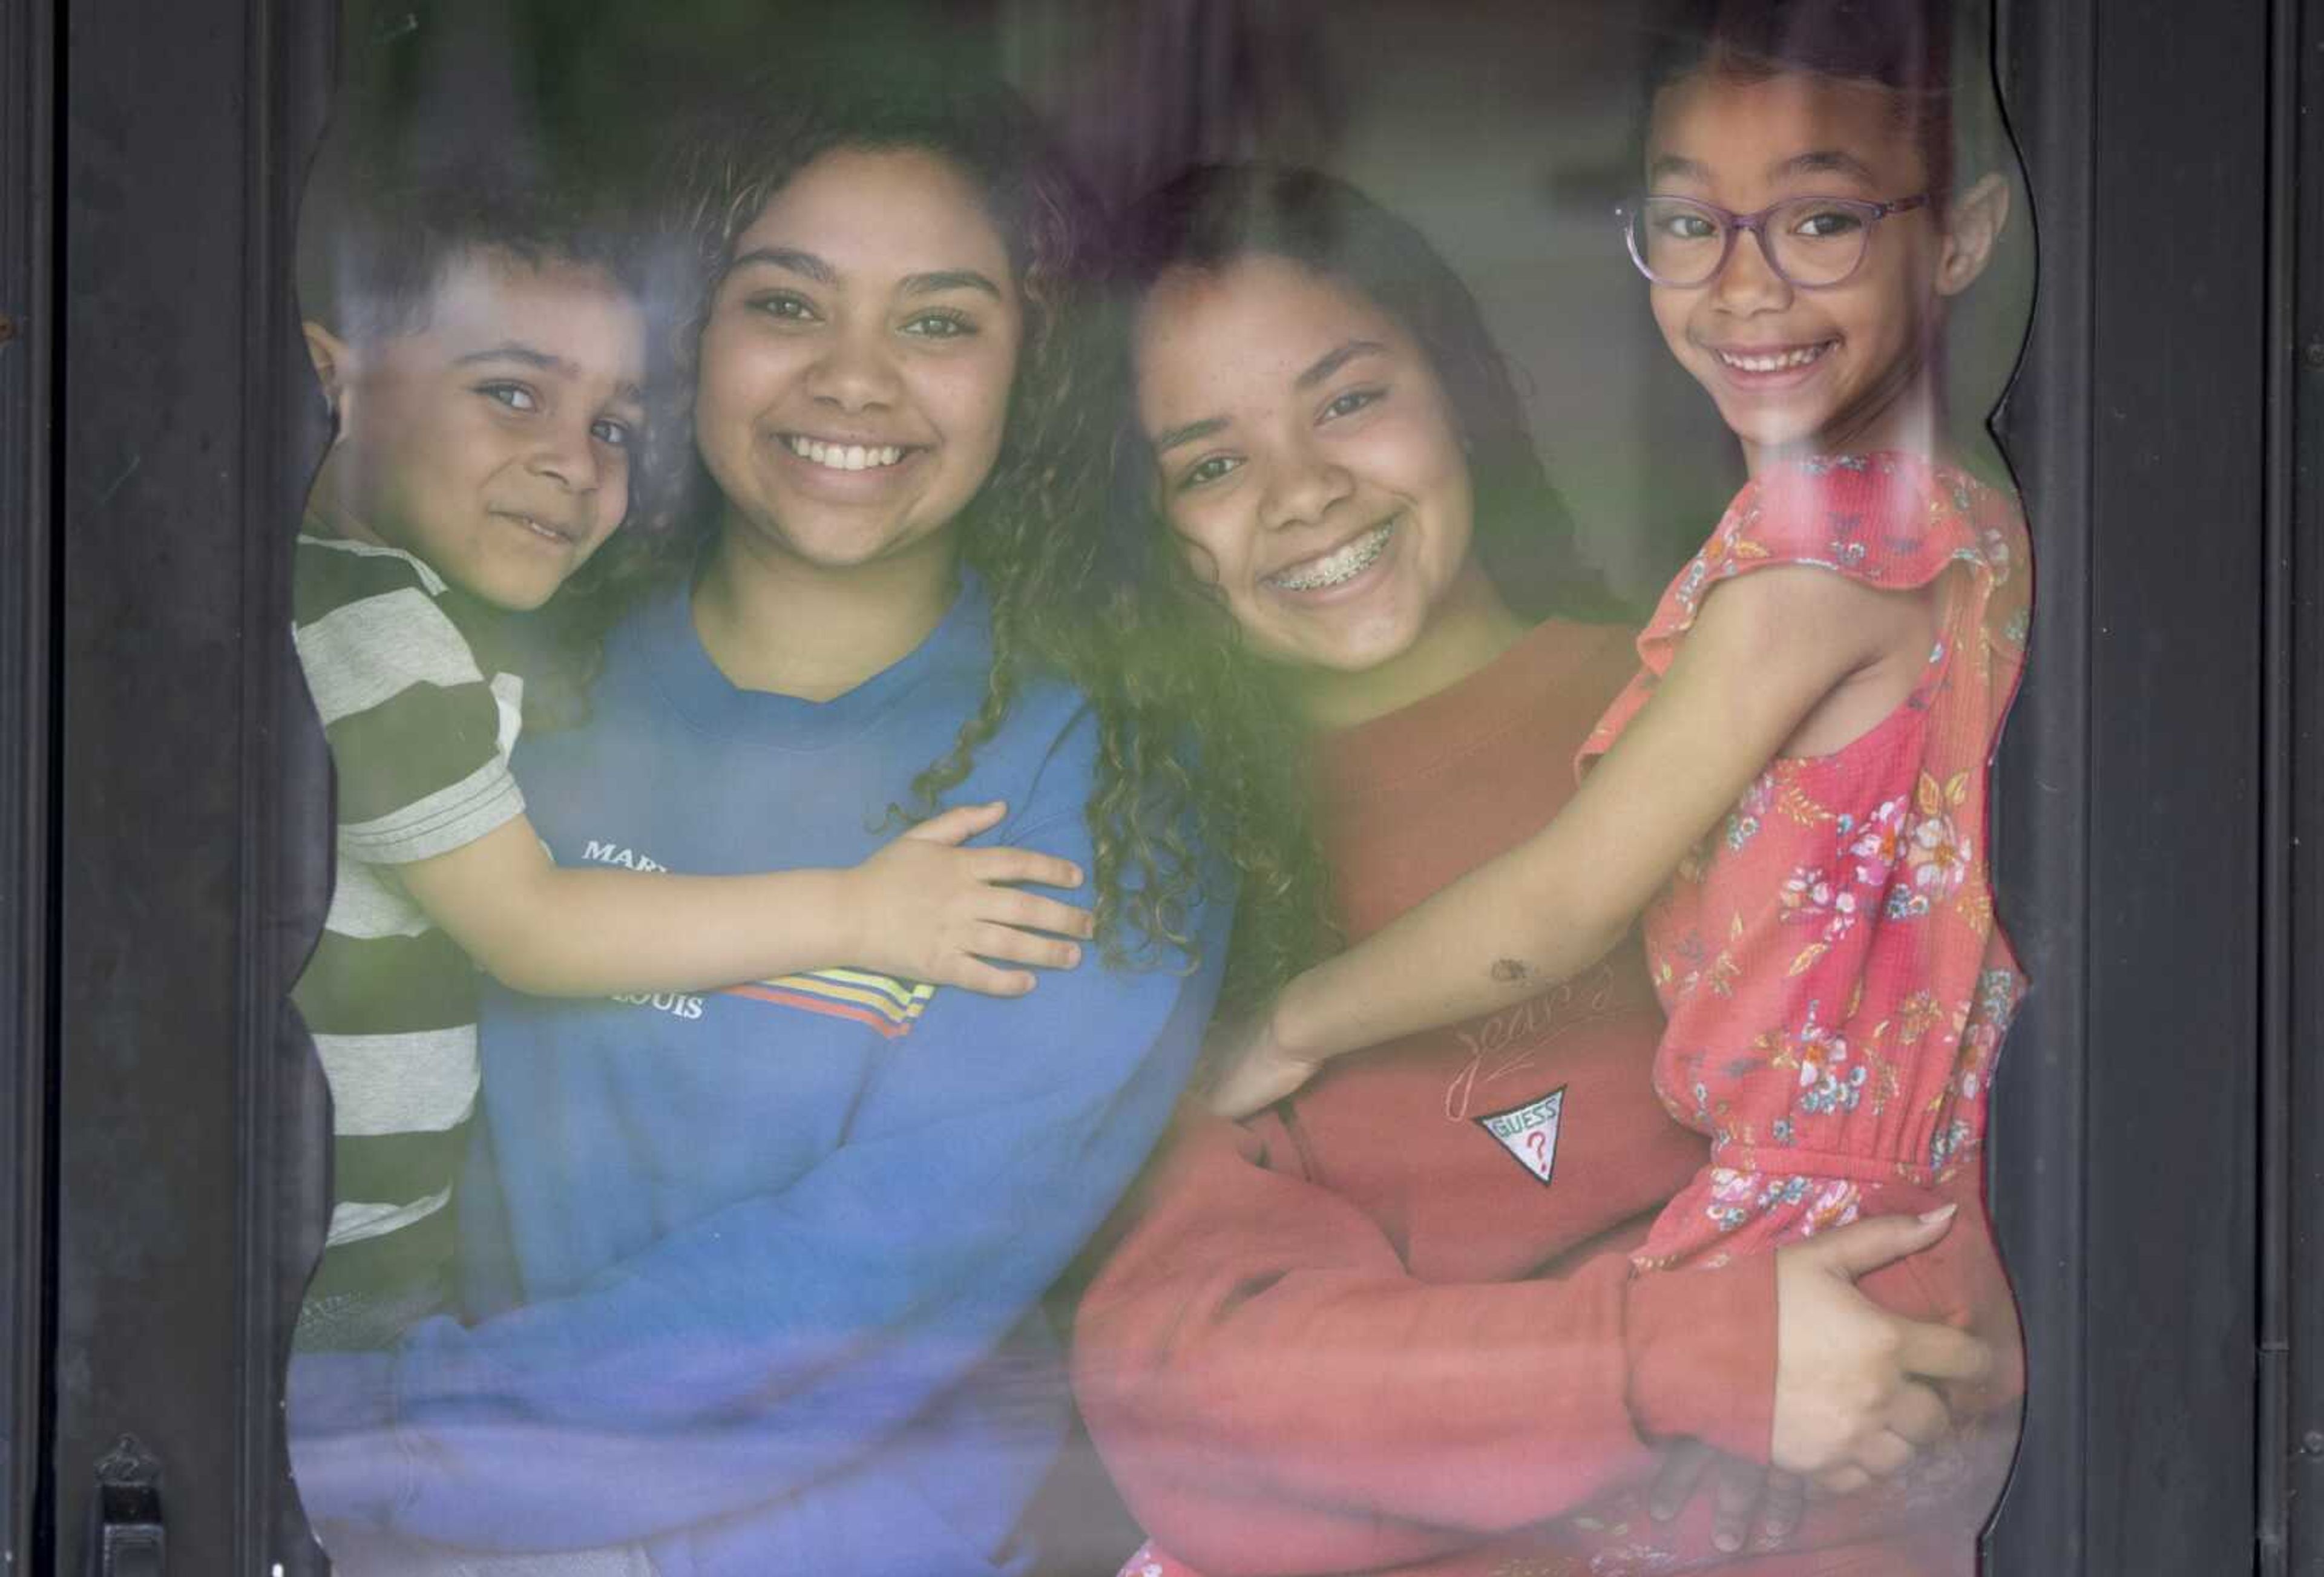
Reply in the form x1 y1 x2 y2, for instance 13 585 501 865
291 534 527 1344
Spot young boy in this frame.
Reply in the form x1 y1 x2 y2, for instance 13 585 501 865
289 170 1094 1349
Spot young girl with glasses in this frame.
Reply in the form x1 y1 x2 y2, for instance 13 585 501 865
1201 0 2029 1567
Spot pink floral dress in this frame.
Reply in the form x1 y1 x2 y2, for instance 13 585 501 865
1578 450 2030 1274
1509 454 2035 1577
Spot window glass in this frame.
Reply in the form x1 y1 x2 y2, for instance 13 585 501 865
283 4 2037 1573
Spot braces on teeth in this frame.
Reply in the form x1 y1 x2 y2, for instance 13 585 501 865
1270 522 1392 591
786 436 907 471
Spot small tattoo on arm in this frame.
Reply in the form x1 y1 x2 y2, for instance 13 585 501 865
1490 957 1538 985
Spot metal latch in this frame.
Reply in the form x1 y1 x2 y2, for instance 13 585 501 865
90 1436 163 1577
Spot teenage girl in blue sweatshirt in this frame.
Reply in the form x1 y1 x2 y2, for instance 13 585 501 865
289 70 1233 1577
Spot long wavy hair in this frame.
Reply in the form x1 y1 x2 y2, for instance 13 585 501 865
583 64 1215 970
1102 164 1632 1009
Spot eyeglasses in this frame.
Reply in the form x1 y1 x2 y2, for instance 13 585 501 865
1617 193 1931 290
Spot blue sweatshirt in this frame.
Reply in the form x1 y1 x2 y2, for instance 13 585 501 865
289 578 1228 1576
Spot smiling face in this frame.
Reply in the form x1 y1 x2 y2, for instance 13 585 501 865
1645 68 1971 470
307 249 646 611
693 146 1025 576
1137 255 1517 720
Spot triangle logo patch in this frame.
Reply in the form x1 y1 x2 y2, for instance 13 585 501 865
1473 1086 1566 1185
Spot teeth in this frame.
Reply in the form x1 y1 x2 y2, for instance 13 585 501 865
1716 343 1833 373
1266 521 1393 592
784 435 907 471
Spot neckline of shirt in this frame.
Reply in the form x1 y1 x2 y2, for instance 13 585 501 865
634 569 991 750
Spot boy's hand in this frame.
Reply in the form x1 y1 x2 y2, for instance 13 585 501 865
1201 1009 1325 1118
844 802 1095 997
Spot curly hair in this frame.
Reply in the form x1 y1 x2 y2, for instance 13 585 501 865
609 62 1219 974
1104 164 1633 1009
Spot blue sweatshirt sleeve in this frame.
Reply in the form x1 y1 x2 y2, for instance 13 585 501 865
288 798 1228 1562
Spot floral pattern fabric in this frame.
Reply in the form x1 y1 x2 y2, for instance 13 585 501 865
1577 451 2030 1273
1526 455 2032 1576
1111 455 2032 1577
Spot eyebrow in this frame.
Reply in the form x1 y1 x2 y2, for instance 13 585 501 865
1773 149 1881 185
454 343 645 405
1648 150 1883 189
1297 339 1387 390
902 269 1005 301
728 246 836 285
1152 415 1228 456
1151 339 1390 456
456 342 566 373
728 249 1003 303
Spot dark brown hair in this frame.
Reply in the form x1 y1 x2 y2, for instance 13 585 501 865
1643 0 1968 206
623 64 1221 973
1100 165 1633 1009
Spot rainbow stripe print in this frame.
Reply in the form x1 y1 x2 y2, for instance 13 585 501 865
718 967 936 1040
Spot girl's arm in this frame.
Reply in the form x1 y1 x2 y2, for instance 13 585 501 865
1256 566 1934 1083
397 799 1094 999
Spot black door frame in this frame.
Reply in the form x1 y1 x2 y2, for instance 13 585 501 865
47 1 336 1570
1 0 56 1571
2277 2 2324 1572
16 1 2298 1572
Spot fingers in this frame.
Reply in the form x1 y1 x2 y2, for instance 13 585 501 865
1808 1204 1957 1279
1816 1464 1873 1496
1204 1060 1313 1119
1886 1379 1952 1447
1647 1439 1713 1523
1709 1454 1764 1553
1854 1428 1915 1480
982 887 1097 940
901 800 1007 847
970 846 1086 893
1831 1382 1948 1486
1204 1077 1272 1121
1646 1446 1799 1555
929 956 1038 997
1896 1318 1992 1384
968 920 1084 972
1759 1470 1806 1544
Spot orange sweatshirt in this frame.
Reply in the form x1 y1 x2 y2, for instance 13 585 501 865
1074 617 1803 1576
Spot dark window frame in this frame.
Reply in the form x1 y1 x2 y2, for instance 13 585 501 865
11 0 2300 1571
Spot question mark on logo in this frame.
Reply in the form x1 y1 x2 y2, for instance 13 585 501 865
1526 1130 1549 1168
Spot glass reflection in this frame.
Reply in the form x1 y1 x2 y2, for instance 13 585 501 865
284 4 2034 1574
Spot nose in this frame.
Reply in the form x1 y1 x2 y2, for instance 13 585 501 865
1259 442 1354 533
528 411 601 496
806 320 902 413
1708 223 1792 313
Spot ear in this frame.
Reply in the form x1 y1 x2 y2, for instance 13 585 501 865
302 320 355 434
1934 173 2011 299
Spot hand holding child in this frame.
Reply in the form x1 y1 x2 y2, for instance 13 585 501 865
844 801 1095 997
1770 1207 1990 1489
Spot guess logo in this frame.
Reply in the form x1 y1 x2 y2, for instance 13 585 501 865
1474 1086 1567 1185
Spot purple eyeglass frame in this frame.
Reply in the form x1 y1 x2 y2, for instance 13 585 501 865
1616 192 1932 289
